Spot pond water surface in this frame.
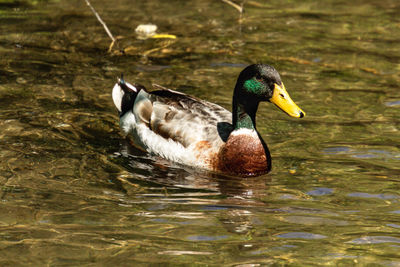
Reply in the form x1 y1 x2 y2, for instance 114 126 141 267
1 0 400 265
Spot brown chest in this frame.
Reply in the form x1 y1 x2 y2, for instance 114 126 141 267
217 132 270 176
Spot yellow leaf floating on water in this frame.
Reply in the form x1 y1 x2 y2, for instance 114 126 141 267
151 34 177 39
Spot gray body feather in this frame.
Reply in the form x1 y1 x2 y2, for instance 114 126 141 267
135 85 233 150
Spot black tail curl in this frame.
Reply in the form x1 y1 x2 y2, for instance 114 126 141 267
118 74 141 117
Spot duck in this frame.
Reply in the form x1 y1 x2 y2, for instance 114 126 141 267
112 64 305 177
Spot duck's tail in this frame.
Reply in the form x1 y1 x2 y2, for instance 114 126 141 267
112 74 143 117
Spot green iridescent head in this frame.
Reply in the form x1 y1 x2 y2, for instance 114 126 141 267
235 64 281 100
233 64 305 119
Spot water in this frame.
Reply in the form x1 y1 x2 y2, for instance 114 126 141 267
1 0 399 265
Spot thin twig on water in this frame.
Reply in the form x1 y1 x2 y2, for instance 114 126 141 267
84 0 117 52
221 0 244 13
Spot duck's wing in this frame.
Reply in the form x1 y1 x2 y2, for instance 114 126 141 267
133 85 233 149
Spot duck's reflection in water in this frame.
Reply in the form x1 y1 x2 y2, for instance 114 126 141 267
113 138 272 236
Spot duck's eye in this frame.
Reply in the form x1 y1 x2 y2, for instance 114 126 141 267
255 74 262 81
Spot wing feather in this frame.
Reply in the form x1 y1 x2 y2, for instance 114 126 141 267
145 86 233 149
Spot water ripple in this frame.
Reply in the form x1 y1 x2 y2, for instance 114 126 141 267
349 236 400 244
276 232 327 239
347 192 399 200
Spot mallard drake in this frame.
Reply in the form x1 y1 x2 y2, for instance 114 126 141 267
112 64 305 177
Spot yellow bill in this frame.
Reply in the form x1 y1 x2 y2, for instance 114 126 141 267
270 83 305 118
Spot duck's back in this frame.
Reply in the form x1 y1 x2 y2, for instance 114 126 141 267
121 85 233 169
